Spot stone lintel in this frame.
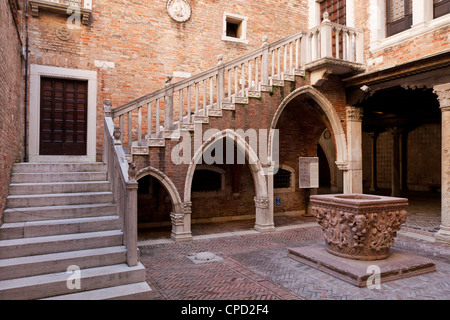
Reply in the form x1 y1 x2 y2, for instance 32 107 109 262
288 244 436 287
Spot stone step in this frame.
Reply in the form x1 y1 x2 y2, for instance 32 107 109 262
0 246 127 281
11 171 108 183
42 282 152 300
0 230 123 259
8 181 111 195
6 192 114 208
3 203 118 223
13 163 107 173
0 263 146 300
0 216 121 240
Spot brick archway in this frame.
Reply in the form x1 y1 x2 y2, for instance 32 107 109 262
269 85 347 166
136 166 191 241
184 129 274 233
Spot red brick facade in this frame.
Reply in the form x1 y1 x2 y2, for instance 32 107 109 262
0 0 26 219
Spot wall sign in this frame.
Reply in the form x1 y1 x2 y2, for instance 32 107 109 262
299 157 319 189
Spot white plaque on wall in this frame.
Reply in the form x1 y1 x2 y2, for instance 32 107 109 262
299 157 319 189
167 0 192 22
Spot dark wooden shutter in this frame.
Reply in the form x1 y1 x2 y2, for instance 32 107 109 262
386 0 413 37
434 0 450 18
320 0 346 25
40 77 88 156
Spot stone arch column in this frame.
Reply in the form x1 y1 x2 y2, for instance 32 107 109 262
136 166 192 241
184 129 274 233
434 83 450 244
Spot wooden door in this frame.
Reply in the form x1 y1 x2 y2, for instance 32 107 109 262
320 0 346 25
320 0 346 58
40 77 88 156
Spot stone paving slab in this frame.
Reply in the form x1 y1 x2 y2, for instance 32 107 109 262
139 226 450 300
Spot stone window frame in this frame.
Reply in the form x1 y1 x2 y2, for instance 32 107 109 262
369 0 450 51
191 165 227 198
221 12 249 44
273 164 296 193
29 64 97 163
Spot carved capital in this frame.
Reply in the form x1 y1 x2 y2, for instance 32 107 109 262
346 106 363 122
113 126 121 145
103 99 112 117
128 162 137 182
182 202 192 214
217 54 224 66
262 35 268 47
335 161 349 171
170 212 185 226
254 197 269 209
433 84 450 110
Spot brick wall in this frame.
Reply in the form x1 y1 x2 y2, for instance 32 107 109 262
27 0 309 160
353 0 450 72
0 0 26 220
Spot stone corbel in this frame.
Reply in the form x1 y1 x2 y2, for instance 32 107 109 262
29 0 92 25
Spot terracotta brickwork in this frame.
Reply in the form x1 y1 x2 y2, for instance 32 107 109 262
27 0 309 160
353 0 450 72
0 0 26 219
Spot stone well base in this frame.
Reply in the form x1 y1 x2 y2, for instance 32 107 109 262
288 244 436 287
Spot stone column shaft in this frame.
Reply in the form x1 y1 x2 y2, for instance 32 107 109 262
369 132 379 192
434 84 450 244
344 106 363 194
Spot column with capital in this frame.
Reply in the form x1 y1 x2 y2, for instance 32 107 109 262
344 106 363 194
434 84 450 244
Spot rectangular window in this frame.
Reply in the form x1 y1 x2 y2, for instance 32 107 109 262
386 0 413 37
222 13 248 44
274 169 292 189
434 0 450 18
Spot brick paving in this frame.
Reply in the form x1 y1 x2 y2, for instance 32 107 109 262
140 225 450 300
139 195 450 300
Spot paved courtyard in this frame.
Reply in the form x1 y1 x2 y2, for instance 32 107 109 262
139 195 450 300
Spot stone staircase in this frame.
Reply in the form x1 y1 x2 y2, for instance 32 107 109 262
0 162 152 300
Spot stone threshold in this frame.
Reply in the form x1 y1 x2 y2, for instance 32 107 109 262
288 244 436 287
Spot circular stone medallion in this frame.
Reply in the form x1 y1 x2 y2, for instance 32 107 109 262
56 26 73 41
167 0 192 22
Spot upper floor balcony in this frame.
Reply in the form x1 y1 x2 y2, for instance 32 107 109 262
304 12 365 86
29 0 92 25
